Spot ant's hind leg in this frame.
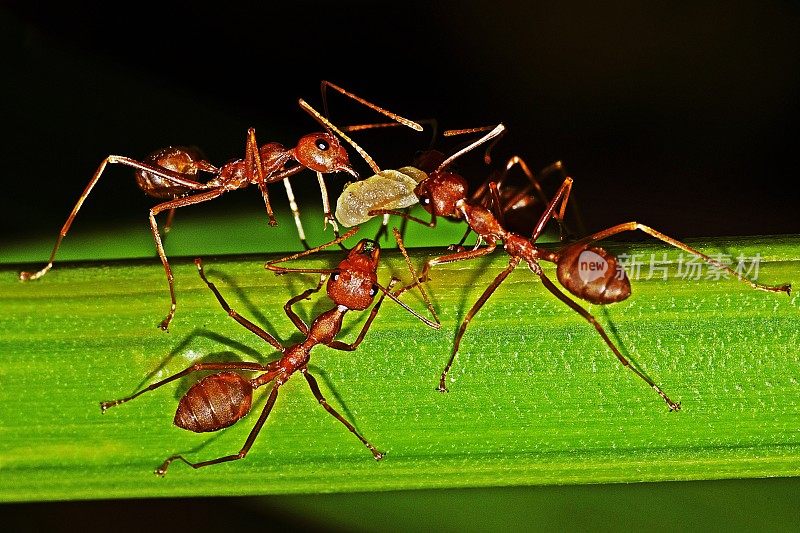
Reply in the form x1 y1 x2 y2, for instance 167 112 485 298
19 155 206 282
302 369 384 460
536 269 681 411
573 222 791 295
100 361 272 413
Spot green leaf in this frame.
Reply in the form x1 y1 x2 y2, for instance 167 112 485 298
1 217 798 502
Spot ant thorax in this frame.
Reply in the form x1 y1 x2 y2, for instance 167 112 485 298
458 201 505 242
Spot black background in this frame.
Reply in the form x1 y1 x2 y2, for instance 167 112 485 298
1 1 798 246
1 1 798 530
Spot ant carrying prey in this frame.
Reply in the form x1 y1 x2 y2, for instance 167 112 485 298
332 115 574 243
100 227 438 474
387 125 792 410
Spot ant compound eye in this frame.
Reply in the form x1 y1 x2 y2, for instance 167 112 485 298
315 138 330 151
332 273 340 282
370 284 379 297
419 194 431 206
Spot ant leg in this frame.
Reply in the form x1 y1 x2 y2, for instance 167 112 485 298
368 208 437 229
19 156 208 282
247 129 272 220
530 177 574 242
448 226 475 252
498 159 584 240
281 178 310 249
245 128 277 227
373 213 392 242
320 80 422 132
100 361 273 413
156 384 281 475
284 275 328 336
488 182 507 228
162 208 177 237
568 222 791 295
194 259 285 351
302 369 384 460
418 243 497 284
439 258 520 392
265 227 360 275
149 189 225 330
536 269 681 411
392 228 440 326
316 172 341 237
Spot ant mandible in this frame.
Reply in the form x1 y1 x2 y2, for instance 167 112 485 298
385 125 792 410
99 227 439 474
19 97 391 331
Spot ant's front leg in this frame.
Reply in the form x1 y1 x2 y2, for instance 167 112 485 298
265 227 360 275
284 274 328 335
417 243 497 285
315 171 341 237
564 222 791 295
194 258 284 351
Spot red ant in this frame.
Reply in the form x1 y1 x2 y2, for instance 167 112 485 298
381 125 792 410
99 227 438 474
19 97 385 331
332 115 576 244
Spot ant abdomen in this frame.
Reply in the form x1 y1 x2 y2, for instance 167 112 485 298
174 371 253 433
556 245 631 305
136 146 205 199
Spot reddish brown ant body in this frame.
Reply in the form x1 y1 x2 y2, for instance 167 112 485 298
333 116 574 243
99 228 438 475
384 125 792 410
19 99 377 331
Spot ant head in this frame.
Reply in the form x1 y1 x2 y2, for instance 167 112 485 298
295 133 358 178
415 171 468 219
327 239 381 310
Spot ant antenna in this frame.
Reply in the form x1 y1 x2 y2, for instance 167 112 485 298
321 81 424 132
443 125 506 165
299 98 381 175
437 124 506 172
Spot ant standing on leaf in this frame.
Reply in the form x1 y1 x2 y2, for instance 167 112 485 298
99 227 439 475
381 125 791 410
19 96 386 331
